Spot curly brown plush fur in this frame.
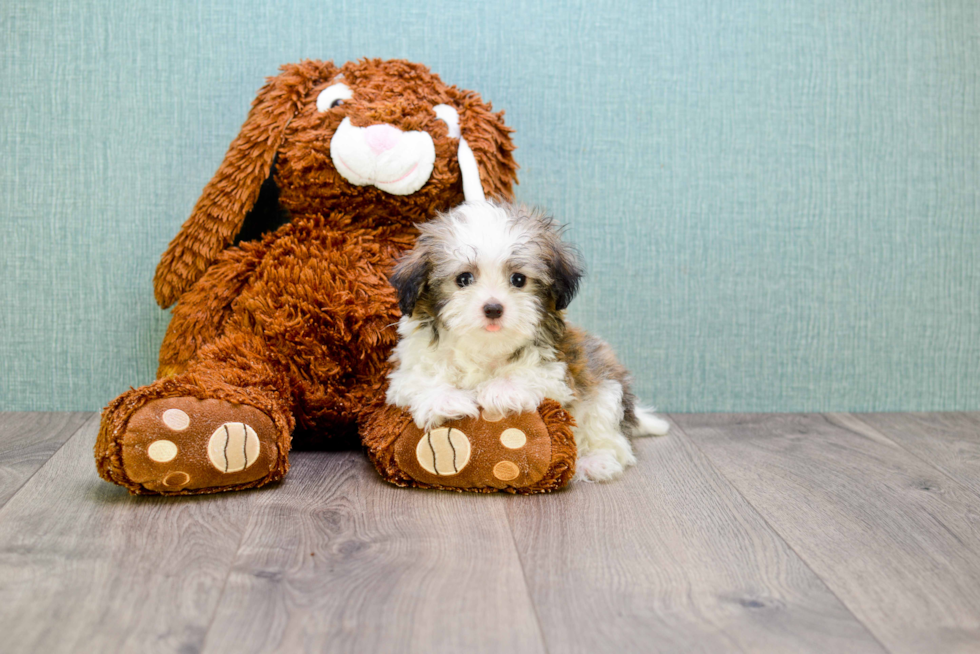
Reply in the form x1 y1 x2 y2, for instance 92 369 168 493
95 59 521 494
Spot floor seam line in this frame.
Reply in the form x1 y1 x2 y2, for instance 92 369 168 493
837 412 980 503
194 453 282 654
0 412 98 518
503 501 552 654
667 413 896 654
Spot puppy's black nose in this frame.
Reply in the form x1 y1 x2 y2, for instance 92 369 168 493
483 302 504 319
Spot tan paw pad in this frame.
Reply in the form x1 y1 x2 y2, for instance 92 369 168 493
162 471 190 488
147 439 178 462
499 428 527 449
481 408 504 422
492 460 520 481
162 408 190 431
208 422 261 473
416 427 471 475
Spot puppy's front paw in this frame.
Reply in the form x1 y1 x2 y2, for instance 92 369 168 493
477 377 543 418
575 449 629 483
412 388 480 430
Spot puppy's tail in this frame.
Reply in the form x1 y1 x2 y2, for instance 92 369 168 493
631 406 670 437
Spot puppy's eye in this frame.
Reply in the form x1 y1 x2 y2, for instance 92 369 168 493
510 273 527 288
316 83 353 112
456 272 475 288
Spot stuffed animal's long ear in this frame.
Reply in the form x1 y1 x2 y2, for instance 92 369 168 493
153 60 336 308
449 89 519 203
389 248 431 318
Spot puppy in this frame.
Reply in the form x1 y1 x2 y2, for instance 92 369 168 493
386 201 669 482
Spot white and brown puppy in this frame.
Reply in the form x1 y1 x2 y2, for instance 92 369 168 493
386 201 668 482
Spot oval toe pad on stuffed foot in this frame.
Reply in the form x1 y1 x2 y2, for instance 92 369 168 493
119 397 280 494
393 409 553 491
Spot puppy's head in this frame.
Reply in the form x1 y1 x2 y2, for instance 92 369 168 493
390 202 583 345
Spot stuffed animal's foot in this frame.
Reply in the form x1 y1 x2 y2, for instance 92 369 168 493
362 401 577 493
400 408 558 490
101 396 287 494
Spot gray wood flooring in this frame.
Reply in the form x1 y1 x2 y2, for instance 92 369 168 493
0 411 978 654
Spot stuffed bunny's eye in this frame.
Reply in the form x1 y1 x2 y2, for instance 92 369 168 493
433 104 461 138
317 83 353 112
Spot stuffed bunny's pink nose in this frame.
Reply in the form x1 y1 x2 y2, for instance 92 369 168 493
364 124 402 154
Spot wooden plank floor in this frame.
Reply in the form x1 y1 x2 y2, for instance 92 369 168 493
0 412 978 654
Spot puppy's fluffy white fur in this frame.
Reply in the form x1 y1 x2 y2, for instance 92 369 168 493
386 202 668 482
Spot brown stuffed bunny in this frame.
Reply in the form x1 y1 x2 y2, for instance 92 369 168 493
95 59 573 495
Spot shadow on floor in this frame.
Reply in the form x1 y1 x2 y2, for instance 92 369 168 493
290 425 365 453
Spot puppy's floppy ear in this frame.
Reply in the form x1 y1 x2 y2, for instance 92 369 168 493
389 247 430 318
153 60 338 308
446 88 519 203
548 238 584 311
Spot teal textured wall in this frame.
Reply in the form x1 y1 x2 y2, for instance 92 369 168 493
2 0 978 412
